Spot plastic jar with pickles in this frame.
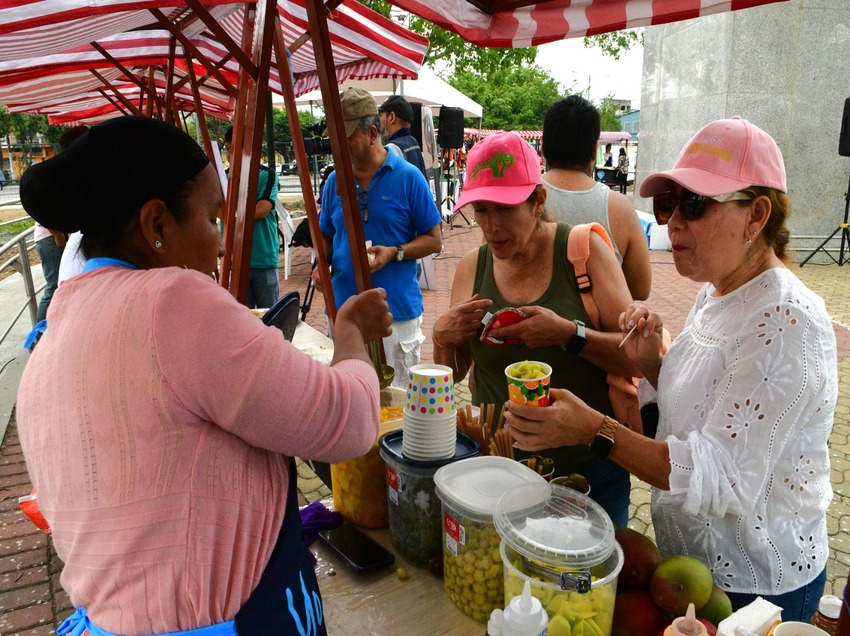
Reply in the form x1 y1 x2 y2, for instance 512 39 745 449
495 482 624 636
330 387 404 528
434 457 547 622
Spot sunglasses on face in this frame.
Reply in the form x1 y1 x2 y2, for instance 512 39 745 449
652 189 752 225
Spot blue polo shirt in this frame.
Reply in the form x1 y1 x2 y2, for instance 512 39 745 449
320 151 440 321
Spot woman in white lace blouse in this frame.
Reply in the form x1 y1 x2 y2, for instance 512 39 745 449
504 117 836 622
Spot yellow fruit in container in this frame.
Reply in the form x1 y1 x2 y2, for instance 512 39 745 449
331 388 404 528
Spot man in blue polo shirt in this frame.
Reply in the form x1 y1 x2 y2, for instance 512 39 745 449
316 88 442 388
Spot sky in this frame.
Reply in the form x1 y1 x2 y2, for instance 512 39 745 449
535 36 645 110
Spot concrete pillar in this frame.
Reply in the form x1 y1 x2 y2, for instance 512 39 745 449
637 1 850 262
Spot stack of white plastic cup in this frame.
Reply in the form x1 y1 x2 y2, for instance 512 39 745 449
402 364 456 460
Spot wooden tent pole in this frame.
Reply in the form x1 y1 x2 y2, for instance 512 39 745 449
184 49 215 162
304 0 372 297
271 17 337 321
222 1 277 303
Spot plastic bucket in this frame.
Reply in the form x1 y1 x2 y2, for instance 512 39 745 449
495 483 623 636
379 430 479 567
330 387 404 528
434 456 547 622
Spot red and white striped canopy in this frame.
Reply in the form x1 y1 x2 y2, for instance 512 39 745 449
387 0 789 48
0 1 429 123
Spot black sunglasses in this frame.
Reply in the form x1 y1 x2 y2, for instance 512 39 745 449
652 189 752 225
358 190 368 223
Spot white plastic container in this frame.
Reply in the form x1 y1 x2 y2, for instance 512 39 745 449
494 482 623 636
434 456 547 622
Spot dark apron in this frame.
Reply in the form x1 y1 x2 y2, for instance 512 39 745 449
234 457 327 635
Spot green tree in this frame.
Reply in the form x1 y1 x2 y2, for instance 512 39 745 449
358 0 537 76
44 124 69 145
583 30 643 60
447 65 565 131
0 106 49 177
597 97 622 132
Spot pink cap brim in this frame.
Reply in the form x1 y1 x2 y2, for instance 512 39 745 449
640 167 762 198
455 183 537 210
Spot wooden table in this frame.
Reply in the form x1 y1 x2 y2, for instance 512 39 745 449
292 323 482 633
311 502 483 635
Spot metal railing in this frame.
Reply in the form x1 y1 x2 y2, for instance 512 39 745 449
0 217 40 348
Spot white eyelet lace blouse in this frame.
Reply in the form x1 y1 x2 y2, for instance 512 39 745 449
651 267 837 595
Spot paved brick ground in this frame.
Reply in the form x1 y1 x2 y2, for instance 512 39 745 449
1 217 849 633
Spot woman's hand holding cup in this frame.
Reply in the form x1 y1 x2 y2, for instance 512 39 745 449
505 387 600 452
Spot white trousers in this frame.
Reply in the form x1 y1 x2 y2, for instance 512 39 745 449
382 316 424 390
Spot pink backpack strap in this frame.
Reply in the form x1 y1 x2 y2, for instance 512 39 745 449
566 222 614 329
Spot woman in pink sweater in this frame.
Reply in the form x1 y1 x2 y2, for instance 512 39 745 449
16 117 391 636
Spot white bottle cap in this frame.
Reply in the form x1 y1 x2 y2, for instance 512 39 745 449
502 580 548 636
488 608 504 636
818 594 842 619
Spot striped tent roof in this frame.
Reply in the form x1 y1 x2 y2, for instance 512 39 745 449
386 0 789 48
0 1 429 123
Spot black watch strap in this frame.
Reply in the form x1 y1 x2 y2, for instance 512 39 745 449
589 416 619 458
562 320 587 354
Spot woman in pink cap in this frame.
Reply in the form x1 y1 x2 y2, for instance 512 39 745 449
432 131 639 527
505 117 836 621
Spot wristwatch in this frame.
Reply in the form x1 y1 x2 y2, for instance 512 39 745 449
589 415 619 458
562 320 587 354
395 245 405 262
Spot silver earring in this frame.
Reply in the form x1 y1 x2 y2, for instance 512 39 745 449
155 240 163 249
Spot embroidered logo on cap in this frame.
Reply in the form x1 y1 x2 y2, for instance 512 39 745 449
471 152 515 179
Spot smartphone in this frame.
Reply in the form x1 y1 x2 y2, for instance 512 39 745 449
317 524 395 573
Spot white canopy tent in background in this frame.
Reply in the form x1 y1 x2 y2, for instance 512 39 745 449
281 66 483 119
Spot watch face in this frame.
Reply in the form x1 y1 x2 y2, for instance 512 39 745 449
590 434 614 458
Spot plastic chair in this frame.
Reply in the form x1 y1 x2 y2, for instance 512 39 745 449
277 204 297 280
262 290 301 341
278 205 314 280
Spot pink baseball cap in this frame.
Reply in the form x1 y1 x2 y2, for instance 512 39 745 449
639 117 787 198
455 132 542 208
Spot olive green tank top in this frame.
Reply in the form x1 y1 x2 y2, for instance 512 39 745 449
470 222 612 474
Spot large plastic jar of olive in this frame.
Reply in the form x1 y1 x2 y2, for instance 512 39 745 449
379 430 479 566
330 387 404 528
434 456 547 623
495 482 623 636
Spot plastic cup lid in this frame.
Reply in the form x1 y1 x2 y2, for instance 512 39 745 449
494 483 615 569
434 456 547 521
380 430 480 468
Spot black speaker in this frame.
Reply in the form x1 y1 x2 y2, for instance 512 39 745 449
840 98 850 157
438 106 464 148
410 101 423 148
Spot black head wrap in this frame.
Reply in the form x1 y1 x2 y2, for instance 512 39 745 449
21 116 210 235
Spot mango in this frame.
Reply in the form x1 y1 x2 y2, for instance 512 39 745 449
611 589 666 636
696 586 732 627
615 527 663 590
649 555 713 615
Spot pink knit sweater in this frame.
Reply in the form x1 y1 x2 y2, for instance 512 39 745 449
16 266 379 634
